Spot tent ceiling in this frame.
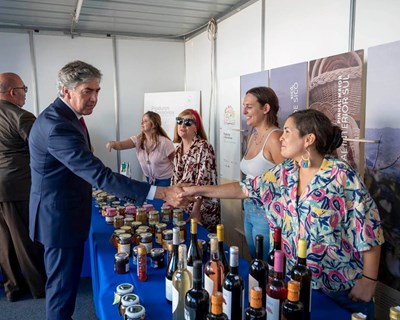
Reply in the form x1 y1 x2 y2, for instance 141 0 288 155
0 0 255 39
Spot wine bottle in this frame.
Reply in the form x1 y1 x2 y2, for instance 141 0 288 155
248 234 267 308
245 287 266 320
216 224 229 276
290 238 312 320
187 218 203 275
166 227 180 303
281 280 304 320
173 244 193 320
222 246 244 320
267 227 285 283
185 260 210 320
266 250 288 320
206 292 228 320
204 236 224 298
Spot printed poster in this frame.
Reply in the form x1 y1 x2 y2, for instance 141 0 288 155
309 50 364 170
219 77 241 181
270 62 308 126
365 40 400 297
144 91 201 140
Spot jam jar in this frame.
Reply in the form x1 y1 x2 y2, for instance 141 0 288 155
174 220 186 242
124 305 146 320
155 223 167 245
117 233 132 255
125 205 137 219
150 248 165 269
110 229 125 248
114 252 129 274
136 208 147 225
161 205 172 223
117 205 126 216
172 208 183 224
162 229 173 249
118 293 140 317
113 215 124 229
120 225 132 235
113 283 134 305
139 232 153 254
124 217 134 227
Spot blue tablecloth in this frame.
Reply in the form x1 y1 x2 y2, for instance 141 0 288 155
88 203 351 320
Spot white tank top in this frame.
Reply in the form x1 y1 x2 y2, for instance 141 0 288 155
240 129 281 179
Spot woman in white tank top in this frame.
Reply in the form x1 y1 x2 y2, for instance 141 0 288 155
239 87 285 260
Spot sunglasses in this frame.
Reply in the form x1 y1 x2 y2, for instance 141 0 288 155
176 117 196 127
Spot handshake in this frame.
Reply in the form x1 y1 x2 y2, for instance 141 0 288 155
155 184 200 209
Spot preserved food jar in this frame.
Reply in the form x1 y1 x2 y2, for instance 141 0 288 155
139 232 153 254
150 248 165 268
125 205 137 219
162 229 173 249
117 233 132 255
172 208 183 224
114 252 129 274
155 223 167 245
104 207 117 223
161 205 172 223
113 215 124 229
118 293 140 317
124 305 146 320
174 220 186 242
113 282 134 305
136 208 147 225
111 229 125 248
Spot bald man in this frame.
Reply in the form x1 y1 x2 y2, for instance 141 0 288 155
0 73 46 302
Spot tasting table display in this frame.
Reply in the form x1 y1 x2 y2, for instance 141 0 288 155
88 201 351 320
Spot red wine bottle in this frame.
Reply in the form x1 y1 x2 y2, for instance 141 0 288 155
185 260 210 320
281 280 304 320
206 292 228 320
266 250 287 320
267 227 285 283
248 234 267 309
245 286 266 320
222 246 244 320
290 238 312 320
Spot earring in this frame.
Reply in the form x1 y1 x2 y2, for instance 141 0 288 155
300 150 311 169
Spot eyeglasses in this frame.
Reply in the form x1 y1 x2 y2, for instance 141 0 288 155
13 85 28 93
176 117 196 127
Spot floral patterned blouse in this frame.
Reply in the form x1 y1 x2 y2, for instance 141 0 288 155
241 155 384 292
173 136 220 232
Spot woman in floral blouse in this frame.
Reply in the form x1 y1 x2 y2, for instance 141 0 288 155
172 109 220 232
181 109 383 318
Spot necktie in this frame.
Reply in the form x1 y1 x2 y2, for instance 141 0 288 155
79 117 92 149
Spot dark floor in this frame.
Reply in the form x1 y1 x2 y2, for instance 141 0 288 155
0 277 97 320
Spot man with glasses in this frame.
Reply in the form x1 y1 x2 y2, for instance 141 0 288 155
0 73 46 302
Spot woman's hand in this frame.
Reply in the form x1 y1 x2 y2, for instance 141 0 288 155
348 277 377 302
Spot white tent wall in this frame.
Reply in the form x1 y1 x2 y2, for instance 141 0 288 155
0 32 184 178
184 0 400 259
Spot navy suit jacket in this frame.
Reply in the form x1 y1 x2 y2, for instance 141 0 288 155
29 98 150 247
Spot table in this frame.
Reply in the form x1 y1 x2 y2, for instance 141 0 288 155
88 202 351 320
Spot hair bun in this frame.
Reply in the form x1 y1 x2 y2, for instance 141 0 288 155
330 126 343 151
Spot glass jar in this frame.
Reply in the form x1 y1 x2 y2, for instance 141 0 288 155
110 229 125 248
155 223 167 245
120 225 132 235
125 205 136 220
134 229 144 246
114 252 129 274
117 205 126 216
162 229 173 249
124 217 134 227
143 203 155 212
139 232 153 254
113 215 124 229
113 283 134 305
124 305 146 320
118 293 140 317
137 226 150 234
174 220 186 242
161 205 172 223
172 208 183 224
148 210 159 225
104 207 117 224
117 233 132 255
111 200 120 207
150 248 165 269
136 208 147 225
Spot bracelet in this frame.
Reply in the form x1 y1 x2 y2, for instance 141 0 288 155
362 274 378 282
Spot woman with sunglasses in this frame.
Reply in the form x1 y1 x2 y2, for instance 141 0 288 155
241 86 285 260
180 109 383 318
172 109 220 232
106 111 175 198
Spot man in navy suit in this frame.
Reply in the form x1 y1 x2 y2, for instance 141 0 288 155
29 60 185 319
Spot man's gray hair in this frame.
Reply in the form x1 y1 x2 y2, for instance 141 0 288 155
57 60 102 97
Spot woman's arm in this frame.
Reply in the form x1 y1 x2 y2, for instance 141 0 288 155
106 138 135 151
348 245 381 302
182 182 247 199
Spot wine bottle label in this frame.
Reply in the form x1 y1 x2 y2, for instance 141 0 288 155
266 295 280 320
172 284 179 313
204 274 213 298
248 274 259 302
166 277 172 301
222 288 232 318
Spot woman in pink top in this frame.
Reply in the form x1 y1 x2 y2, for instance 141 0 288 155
106 111 175 189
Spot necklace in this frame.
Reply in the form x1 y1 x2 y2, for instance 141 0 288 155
144 141 156 165
252 128 270 146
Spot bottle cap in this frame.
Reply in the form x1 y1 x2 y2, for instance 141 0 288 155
121 293 140 307
250 287 263 309
273 227 282 242
216 224 224 241
298 238 307 259
211 292 224 315
287 280 301 302
274 250 284 272
193 260 203 282
191 218 198 233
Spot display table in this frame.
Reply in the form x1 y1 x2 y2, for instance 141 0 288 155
88 203 351 320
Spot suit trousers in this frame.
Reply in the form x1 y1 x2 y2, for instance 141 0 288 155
0 201 46 299
44 244 84 320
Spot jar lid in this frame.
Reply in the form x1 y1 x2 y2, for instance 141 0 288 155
150 248 164 257
155 223 167 229
116 283 134 294
114 229 125 235
125 205 136 213
125 305 145 317
118 233 131 240
173 208 183 213
114 215 124 220
121 293 140 307
131 221 142 227
124 217 134 222
115 252 129 261
163 229 173 235
137 207 146 213
175 221 186 227
140 232 152 241
105 207 117 216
